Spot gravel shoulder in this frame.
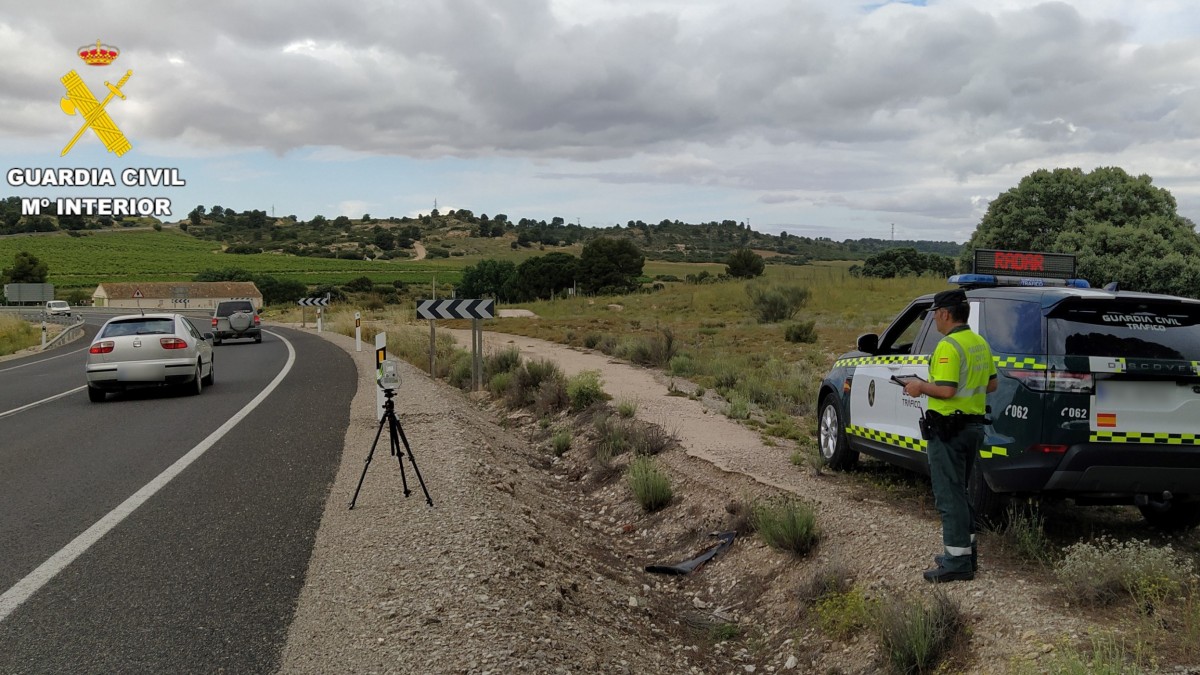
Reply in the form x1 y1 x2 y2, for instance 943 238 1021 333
281 326 1103 674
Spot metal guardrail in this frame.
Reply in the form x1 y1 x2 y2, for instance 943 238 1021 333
43 317 86 350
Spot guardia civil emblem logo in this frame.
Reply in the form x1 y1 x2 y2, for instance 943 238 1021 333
59 40 133 156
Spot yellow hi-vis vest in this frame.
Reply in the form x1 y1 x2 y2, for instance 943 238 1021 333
927 326 996 416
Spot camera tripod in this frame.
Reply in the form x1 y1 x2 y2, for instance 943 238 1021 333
349 389 433 509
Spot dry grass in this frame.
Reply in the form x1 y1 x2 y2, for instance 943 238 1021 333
0 314 39 357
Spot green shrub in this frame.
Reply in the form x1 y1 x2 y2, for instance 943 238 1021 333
534 377 569 416
725 393 750 420
668 354 696 376
485 346 522 378
628 456 672 512
488 371 512 397
597 335 618 354
646 327 678 367
752 498 819 555
551 429 572 456
746 284 811 323
567 370 609 412
448 353 473 390
628 422 675 457
594 415 631 464
616 399 637 418
0 315 39 357
1010 633 1156 675
815 587 870 640
1055 536 1195 612
1003 504 1053 565
583 332 602 349
876 590 966 675
784 320 818 343
506 358 565 408
799 561 854 604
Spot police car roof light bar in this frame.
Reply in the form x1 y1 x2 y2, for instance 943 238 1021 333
948 273 1090 289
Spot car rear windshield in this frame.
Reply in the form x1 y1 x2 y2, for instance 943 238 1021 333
102 318 176 337
1046 299 1200 359
216 301 254 316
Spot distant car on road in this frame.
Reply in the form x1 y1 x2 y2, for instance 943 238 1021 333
45 300 72 317
85 313 215 402
211 300 261 344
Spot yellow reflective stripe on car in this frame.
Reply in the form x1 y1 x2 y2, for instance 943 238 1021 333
993 356 1047 370
1192 361 1200 375
835 355 1046 369
847 425 927 452
834 355 930 368
849 425 1008 458
1090 431 1200 444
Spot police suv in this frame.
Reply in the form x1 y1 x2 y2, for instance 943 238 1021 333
817 250 1200 529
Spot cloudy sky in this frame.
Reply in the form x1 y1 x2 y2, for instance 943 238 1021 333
2 0 1198 242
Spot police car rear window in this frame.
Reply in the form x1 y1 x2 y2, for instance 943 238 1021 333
980 299 1044 355
1046 300 1200 359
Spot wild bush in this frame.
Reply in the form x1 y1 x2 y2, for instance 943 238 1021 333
628 422 675 457
551 429 572 456
1055 537 1195 612
567 370 609 412
752 498 819 555
815 587 870 640
506 358 566 409
533 377 569 416
448 353 473 390
484 346 522 378
627 457 672 512
746 283 811 323
876 590 966 675
784 320 818 343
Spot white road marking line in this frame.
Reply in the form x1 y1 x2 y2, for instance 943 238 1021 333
0 330 296 624
0 387 86 420
0 346 88 373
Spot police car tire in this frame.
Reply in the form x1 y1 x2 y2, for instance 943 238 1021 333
818 393 858 470
968 462 1007 529
1138 501 1200 531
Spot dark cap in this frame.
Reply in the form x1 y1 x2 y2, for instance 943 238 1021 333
931 289 966 310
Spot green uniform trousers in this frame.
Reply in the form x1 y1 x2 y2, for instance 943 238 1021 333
927 423 983 573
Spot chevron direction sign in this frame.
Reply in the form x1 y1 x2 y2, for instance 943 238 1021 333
297 297 330 307
417 298 494 320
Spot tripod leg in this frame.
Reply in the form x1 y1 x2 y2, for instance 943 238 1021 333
388 412 412 497
394 418 434 507
349 412 390 509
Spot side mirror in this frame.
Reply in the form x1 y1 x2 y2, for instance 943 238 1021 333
202 332 215 342
856 333 879 354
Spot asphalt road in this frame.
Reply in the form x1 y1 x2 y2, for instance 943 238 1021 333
0 319 355 673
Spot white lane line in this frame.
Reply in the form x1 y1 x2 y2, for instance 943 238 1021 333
0 330 296 624
0 386 86 420
0 346 88 373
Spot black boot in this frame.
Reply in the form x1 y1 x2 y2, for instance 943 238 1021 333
934 549 978 572
923 565 974 583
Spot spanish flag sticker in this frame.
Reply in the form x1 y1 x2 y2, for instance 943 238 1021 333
1097 413 1117 428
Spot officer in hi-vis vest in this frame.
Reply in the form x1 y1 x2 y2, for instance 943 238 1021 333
902 288 997 583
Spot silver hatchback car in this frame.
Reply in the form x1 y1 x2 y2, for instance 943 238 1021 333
85 313 215 402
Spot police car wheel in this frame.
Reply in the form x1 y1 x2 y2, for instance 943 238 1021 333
1138 500 1200 531
818 393 858 470
968 461 1007 529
